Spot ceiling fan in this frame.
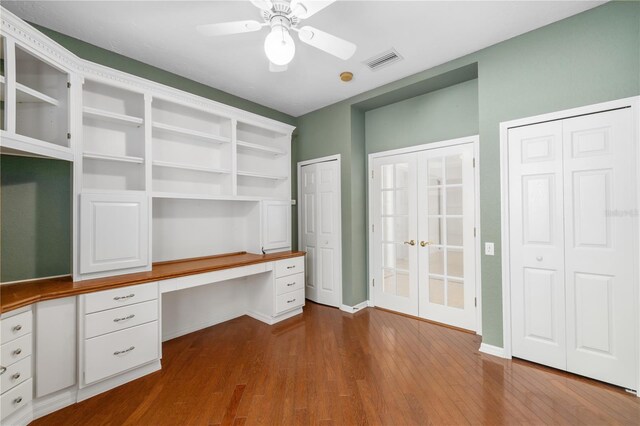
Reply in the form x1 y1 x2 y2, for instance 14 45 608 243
197 0 356 72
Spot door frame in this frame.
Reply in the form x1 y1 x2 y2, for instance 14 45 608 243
297 154 343 307
499 96 640 390
367 135 482 334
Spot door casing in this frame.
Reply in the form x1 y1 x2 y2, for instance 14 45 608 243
499 96 640 393
367 136 482 335
297 154 343 308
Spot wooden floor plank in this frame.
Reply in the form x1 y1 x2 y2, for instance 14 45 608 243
32 302 640 425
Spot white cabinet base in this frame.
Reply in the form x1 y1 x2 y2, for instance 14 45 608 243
246 307 303 326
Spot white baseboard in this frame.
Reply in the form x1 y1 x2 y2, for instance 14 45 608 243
162 310 244 341
339 300 369 314
366 300 374 307
3 404 33 426
245 308 303 325
77 360 161 402
479 342 508 358
33 387 77 420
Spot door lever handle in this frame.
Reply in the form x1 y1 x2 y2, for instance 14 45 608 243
403 240 416 246
420 241 432 247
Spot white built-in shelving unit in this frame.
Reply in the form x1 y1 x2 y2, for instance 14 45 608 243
1 35 6 132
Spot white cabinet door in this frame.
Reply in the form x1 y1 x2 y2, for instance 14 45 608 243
80 192 149 274
261 200 291 251
35 297 76 397
562 108 637 390
508 121 567 370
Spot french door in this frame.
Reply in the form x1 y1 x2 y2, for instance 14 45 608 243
372 143 477 330
509 107 637 389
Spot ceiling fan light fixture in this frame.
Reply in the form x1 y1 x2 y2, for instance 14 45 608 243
264 25 296 66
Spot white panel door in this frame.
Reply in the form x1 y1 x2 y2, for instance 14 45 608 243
562 108 637 389
80 192 149 274
262 200 291 251
300 160 341 307
417 144 476 330
372 154 419 316
509 121 567 370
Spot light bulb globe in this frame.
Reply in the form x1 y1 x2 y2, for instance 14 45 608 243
264 26 295 66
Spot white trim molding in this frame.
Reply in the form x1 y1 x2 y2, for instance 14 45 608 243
499 96 640 384
479 343 507 359
340 301 369 314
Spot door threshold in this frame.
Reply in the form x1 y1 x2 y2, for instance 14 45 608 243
374 307 476 334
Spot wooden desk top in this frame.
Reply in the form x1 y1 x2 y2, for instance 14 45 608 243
0 251 305 314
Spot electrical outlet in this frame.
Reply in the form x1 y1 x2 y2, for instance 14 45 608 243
485 242 495 256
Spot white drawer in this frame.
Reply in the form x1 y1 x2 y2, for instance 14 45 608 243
1 356 31 394
275 257 304 278
0 311 32 345
275 289 305 314
276 273 304 296
0 334 31 367
84 321 158 385
84 282 158 314
0 378 32 421
85 300 158 339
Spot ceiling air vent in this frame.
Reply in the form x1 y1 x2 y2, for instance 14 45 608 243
364 49 403 71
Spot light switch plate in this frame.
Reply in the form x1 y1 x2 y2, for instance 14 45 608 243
485 242 495 256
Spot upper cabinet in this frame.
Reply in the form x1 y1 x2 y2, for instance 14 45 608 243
0 33 74 161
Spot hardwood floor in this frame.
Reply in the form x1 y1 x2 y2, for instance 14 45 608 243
34 302 640 425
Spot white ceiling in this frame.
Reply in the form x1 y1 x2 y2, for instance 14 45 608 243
3 1 605 117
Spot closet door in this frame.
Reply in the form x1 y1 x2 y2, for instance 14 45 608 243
509 121 567 370
372 154 419 316
417 144 476 330
563 108 637 389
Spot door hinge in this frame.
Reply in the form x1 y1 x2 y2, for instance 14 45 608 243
371 224 375 232
473 158 476 168
371 170 374 179
474 227 476 237
67 132 71 140
67 82 71 88
474 297 477 307
372 278 375 287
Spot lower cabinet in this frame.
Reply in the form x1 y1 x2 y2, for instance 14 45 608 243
80 282 160 387
0 309 33 421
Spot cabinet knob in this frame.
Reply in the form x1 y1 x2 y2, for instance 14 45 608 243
113 314 135 323
114 346 135 356
11 372 21 380
113 294 135 301
286 265 296 270
287 298 296 304
286 282 295 287
0 366 6 375
13 348 22 356
536 256 543 261
12 325 22 332
14 397 23 405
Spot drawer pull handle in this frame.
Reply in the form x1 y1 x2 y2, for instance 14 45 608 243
286 266 296 269
287 298 296 304
114 294 135 301
0 366 6 375
13 348 22 356
12 325 22 332
114 346 135 356
14 397 23 405
113 314 136 323
286 282 295 287
12 372 21 380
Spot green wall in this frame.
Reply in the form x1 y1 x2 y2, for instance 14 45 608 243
1 156 72 282
295 1 640 346
1 23 295 282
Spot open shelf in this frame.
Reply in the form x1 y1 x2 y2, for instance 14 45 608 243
83 106 143 126
237 140 286 156
152 121 230 143
16 82 59 105
83 152 144 164
237 171 288 181
152 160 230 174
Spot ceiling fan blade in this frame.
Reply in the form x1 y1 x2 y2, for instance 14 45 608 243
197 20 263 37
290 0 335 19
297 26 356 60
250 0 273 11
269 62 288 72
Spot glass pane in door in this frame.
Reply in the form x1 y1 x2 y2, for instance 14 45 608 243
426 153 466 310
380 162 411 298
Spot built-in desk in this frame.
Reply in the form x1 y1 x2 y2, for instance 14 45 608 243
0 251 305 426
